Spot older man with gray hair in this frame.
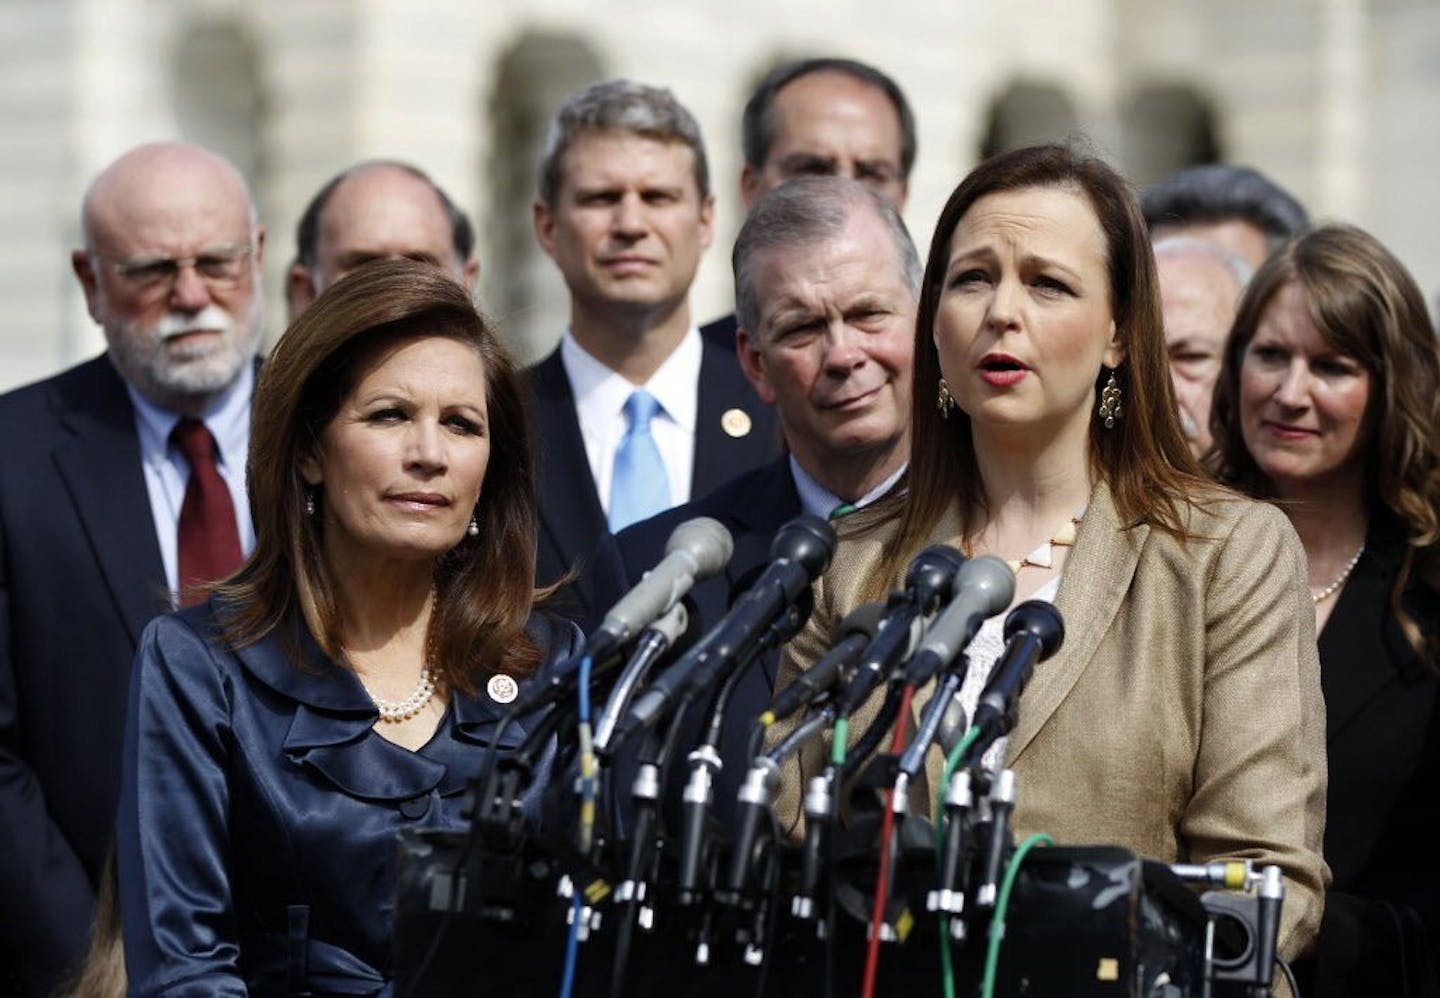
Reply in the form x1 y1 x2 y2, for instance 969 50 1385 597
0 141 262 995
1153 235 1253 458
585 176 916 829
526 79 778 617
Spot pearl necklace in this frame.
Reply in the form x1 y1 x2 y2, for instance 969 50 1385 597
363 669 438 723
1311 543 1365 605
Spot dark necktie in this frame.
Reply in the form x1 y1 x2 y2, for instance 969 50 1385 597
171 417 242 606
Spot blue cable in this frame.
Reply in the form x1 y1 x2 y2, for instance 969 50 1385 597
558 654 595 998
559 892 582 998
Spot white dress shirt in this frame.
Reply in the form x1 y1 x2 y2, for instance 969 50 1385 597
560 327 701 514
789 456 908 521
127 364 256 603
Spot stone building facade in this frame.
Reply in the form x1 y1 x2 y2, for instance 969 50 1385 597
2 0 1437 391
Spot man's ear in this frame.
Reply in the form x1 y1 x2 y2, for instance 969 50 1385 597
533 199 557 260
697 193 716 251
740 165 763 213
71 250 103 323
736 327 777 405
461 255 480 290
286 261 318 323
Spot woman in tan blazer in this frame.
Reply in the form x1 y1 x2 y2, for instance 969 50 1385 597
777 144 1328 963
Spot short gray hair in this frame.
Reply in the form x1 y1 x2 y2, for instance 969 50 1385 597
733 176 921 335
537 79 709 206
1152 234 1255 294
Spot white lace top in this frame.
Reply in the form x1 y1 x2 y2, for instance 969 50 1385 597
953 573 1062 771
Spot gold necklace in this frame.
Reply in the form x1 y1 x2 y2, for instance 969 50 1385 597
1003 515 1083 576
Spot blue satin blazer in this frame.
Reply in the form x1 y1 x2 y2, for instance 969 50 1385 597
116 600 580 997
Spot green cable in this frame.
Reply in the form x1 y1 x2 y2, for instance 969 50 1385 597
831 716 848 766
933 726 981 998
980 832 1054 998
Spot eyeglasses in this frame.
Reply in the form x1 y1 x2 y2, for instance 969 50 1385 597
107 244 255 295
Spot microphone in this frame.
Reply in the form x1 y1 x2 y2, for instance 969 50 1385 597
592 598 696 754
899 556 1015 687
505 519 731 719
623 515 836 734
969 600 1065 748
833 545 968 718
588 517 733 662
765 600 885 723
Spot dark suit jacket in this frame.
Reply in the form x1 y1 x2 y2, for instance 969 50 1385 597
699 312 738 350
585 456 801 832
1299 522 1440 996
525 336 780 621
0 356 172 995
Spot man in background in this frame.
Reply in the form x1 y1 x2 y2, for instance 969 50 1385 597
527 79 778 617
703 56 917 344
1154 235 1252 458
0 142 262 995
286 159 479 320
1142 163 1309 270
586 176 917 828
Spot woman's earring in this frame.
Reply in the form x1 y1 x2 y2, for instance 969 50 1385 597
304 489 317 518
937 377 956 418
467 514 479 538
1098 369 1122 429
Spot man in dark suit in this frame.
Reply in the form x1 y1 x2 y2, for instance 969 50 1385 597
0 142 263 995
587 177 917 828
701 57 918 347
527 80 779 618
284 159 480 321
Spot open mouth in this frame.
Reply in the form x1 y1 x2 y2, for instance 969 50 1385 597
978 354 1029 386
979 355 1027 373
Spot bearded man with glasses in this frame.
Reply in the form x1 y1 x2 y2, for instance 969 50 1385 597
0 141 263 997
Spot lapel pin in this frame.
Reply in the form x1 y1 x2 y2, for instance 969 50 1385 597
487 673 519 705
721 408 752 438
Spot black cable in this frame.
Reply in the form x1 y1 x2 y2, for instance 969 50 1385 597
765 708 835 765
1276 956 1300 998
749 821 783 998
837 682 904 783
701 645 761 748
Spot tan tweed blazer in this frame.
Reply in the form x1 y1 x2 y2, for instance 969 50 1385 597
775 482 1329 960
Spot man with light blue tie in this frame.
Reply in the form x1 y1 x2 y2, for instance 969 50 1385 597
525 79 780 618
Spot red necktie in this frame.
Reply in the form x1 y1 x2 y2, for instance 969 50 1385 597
171 418 243 606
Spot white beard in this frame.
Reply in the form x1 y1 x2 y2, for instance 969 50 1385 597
109 297 263 406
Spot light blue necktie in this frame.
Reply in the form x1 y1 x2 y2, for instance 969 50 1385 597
608 390 671 532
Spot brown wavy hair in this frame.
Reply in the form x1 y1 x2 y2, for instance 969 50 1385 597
216 259 545 688
873 144 1208 593
1211 224 1440 668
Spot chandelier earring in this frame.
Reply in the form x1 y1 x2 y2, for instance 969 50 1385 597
304 488 317 518
467 513 479 538
937 377 956 419
1097 369 1122 429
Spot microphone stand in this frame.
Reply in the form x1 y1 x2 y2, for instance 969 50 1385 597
675 599 810 905
610 707 690 998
